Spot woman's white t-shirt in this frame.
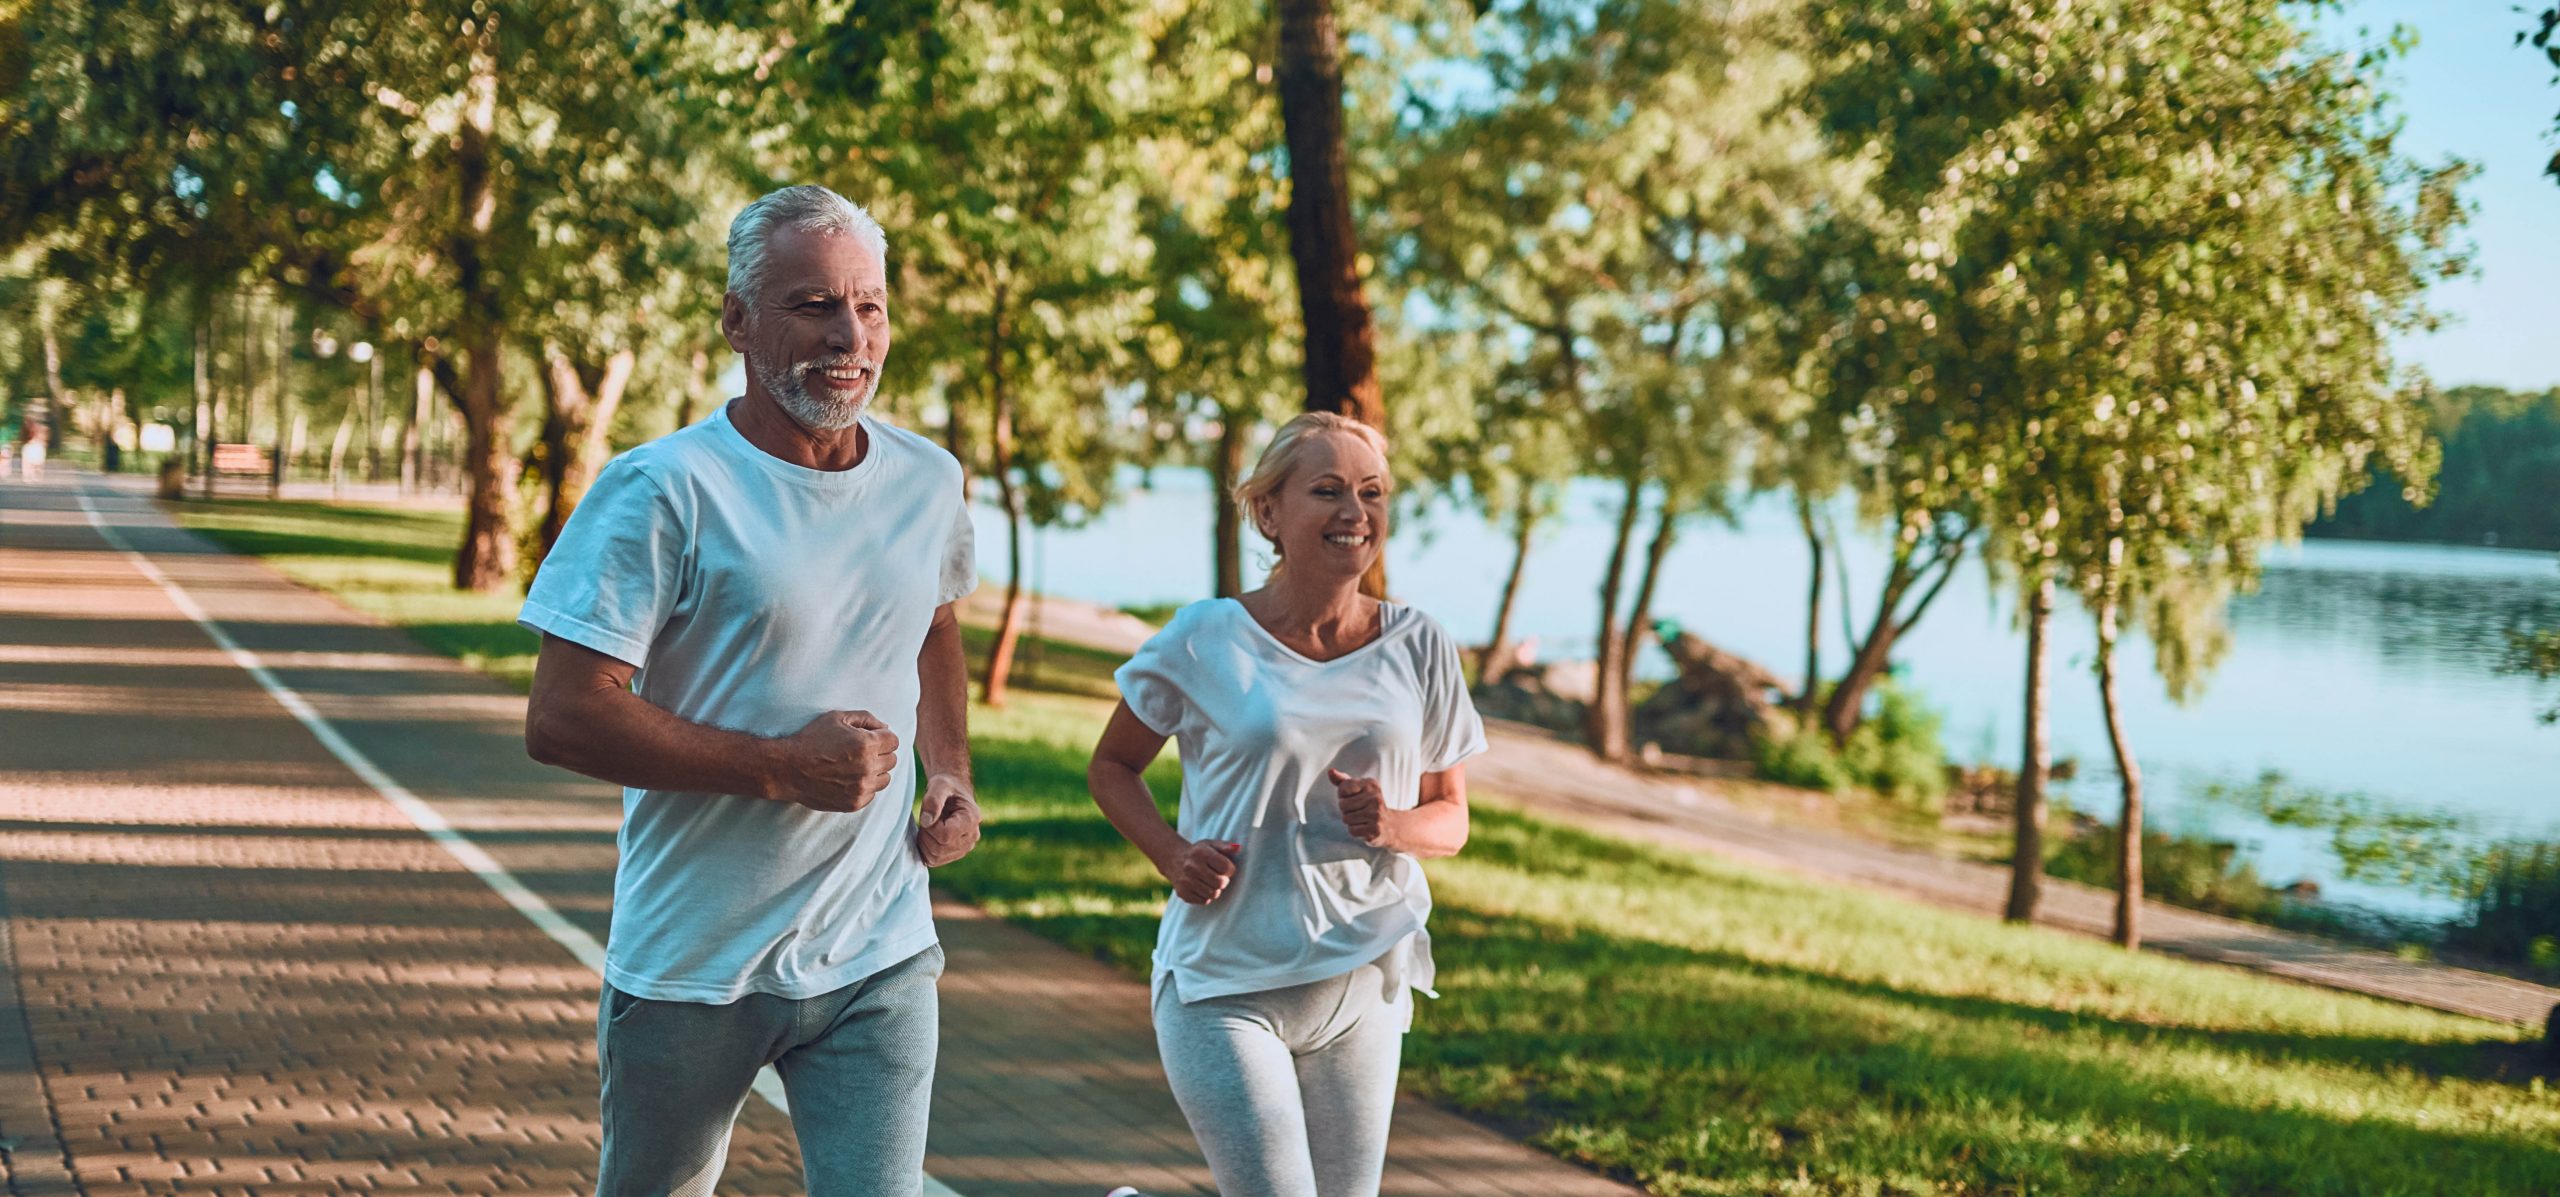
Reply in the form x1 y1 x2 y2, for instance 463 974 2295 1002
1114 598 1488 1010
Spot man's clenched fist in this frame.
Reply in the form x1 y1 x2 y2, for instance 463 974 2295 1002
769 710 901 812
916 773 981 867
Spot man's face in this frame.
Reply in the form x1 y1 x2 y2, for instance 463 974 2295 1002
722 225 891 431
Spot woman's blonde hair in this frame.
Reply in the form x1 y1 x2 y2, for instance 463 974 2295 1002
1235 412 1393 562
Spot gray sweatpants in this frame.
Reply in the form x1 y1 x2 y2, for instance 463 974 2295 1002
594 943 943 1197
1152 961 1408 1197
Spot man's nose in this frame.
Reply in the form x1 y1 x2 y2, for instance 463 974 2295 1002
827 307 862 354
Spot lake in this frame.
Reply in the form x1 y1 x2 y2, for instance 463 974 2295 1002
973 468 2560 919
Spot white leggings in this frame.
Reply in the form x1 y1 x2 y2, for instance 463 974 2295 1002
1152 962 1408 1197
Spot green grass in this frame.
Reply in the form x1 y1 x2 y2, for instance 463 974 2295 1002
170 497 544 686
170 495 2560 1196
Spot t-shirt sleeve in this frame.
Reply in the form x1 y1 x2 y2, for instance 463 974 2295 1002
936 476 978 606
518 459 686 668
1112 618 1191 737
1420 623 1488 773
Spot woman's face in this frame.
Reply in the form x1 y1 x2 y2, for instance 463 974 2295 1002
1258 430 1392 583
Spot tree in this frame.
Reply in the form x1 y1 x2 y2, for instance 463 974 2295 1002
1272 0 1384 429
1801 0 2465 943
2314 387 2560 551
719 0 1159 705
1 0 716 591
2511 9 2560 724
2528 8 2560 180
1389 0 1830 760
1132 0 1306 598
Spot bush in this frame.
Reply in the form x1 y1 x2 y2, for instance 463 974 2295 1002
2445 840 2560 980
2044 820 2278 920
1752 680 1949 808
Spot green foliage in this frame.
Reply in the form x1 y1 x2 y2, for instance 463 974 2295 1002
2447 841 2560 981
1753 681 1950 808
2529 6 2560 181
2316 387 2560 552
2512 623 2560 726
2046 822 2279 922
2201 771 2480 893
1794 0 2467 700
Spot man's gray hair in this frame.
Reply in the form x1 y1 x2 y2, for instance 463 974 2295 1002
726 185 889 304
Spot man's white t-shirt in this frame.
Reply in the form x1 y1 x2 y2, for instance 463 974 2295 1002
519 404 976 1004
1114 598 1488 1011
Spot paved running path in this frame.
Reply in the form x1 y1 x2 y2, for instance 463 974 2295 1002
0 471 1638 1197
985 566 2560 1030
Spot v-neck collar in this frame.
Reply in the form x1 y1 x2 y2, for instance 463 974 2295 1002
1223 597 1407 667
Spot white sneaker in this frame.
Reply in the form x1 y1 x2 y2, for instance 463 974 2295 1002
1104 1188 1152 1197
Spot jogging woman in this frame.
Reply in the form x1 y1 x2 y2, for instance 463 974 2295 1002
1088 412 1485 1197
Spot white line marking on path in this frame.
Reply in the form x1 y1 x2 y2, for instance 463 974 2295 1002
77 489 965 1197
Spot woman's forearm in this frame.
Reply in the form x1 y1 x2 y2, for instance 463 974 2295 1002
1386 767 1471 858
1087 760 1192 879
1386 797 1469 858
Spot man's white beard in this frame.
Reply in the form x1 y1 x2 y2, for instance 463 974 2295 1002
757 353 874 431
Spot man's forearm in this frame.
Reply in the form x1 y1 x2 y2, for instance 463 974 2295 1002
528 681 786 798
913 607 972 787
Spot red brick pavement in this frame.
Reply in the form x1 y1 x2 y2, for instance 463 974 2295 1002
0 472 1640 1197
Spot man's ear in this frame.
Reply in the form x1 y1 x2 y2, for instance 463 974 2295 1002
720 292 749 354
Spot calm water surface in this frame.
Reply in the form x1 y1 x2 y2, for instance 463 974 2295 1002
976 470 2560 918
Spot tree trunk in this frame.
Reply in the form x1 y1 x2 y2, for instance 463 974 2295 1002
679 350 709 430
2097 583 2143 949
1620 500 1679 707
327 399 357 494
533 346 636 561
270 302 291 496
980 290 1028 708
449 27 516 593
1273 0 1383 431
1822 538 1963 744
37 321 63 455
1583 475 1644 762
2004 572 2055 923
364 353 385 481
1212 411 1248 597
1479 495 1537 687
193 320 214 493
451 363 516 592
1796 494 1825 714
238 290 258 450
1823 568 1907 744
403 361 430 495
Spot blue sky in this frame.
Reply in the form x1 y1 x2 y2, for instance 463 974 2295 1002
2313 1 2560 391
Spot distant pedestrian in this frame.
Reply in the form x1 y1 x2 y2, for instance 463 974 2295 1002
520 184 980 1197
1088 412 1486 1197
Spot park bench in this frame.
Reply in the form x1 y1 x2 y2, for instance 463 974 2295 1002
194 442 276 497
209 443 272 478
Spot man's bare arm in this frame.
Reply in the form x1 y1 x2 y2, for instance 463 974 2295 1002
912 601 980 865
524 634 900 812
913 602 971 791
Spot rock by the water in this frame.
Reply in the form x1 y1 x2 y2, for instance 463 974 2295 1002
1630 630 1788 760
